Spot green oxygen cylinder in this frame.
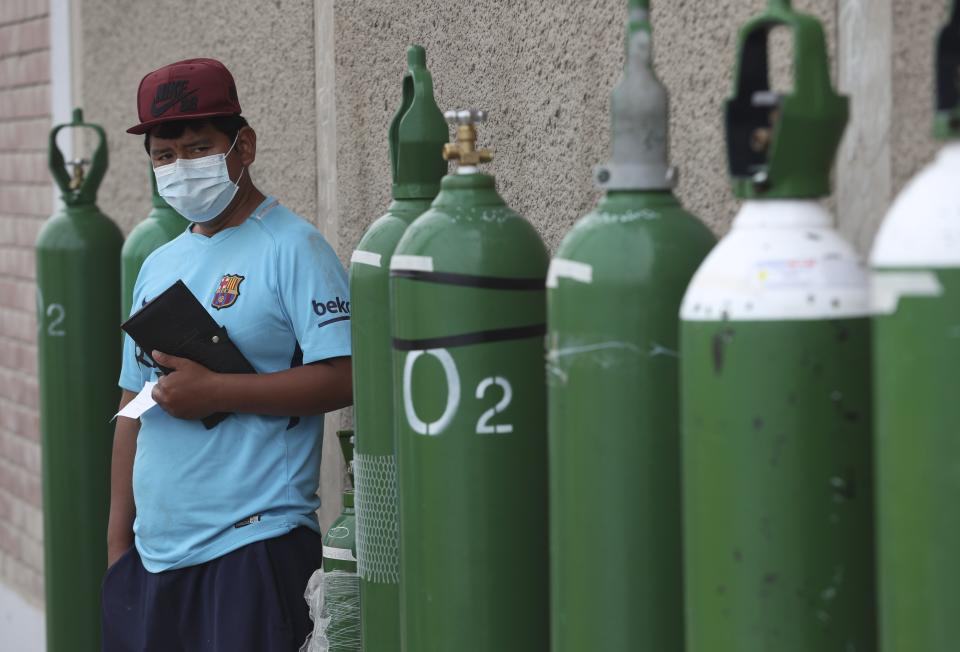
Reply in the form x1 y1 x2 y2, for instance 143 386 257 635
349 45 448 652
390 111 549 651
871 4 960 649
120 165 188 319
680 2 876 650
36 108 124 652
547 2 714 650
321 431 360 652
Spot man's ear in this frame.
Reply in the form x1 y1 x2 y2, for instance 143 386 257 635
236 126 256 167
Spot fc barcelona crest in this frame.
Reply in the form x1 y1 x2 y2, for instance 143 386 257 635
212 274 245 310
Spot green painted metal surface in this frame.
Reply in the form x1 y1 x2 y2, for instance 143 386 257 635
350 45 447 652
874 269 960 651
725 0 848 199
120 166 188 320
548 3 714 649
548 193 714 652
36 108 123 652
681 319 875 650
391 167 549 651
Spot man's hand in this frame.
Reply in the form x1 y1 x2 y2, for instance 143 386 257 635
149 351 351 419
151 350 222 420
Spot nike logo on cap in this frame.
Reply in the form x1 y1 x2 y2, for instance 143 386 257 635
150 82 199 118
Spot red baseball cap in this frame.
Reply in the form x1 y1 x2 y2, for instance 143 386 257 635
127 58 242 135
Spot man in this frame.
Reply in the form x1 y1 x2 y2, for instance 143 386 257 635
102 58 352 651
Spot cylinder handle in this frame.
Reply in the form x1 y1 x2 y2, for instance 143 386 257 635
724 0 847 199
48 108 108 206
389 45 449 198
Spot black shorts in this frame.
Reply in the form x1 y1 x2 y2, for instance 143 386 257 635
101 527 323 652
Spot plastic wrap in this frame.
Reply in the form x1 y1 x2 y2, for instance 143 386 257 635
300 568 361 652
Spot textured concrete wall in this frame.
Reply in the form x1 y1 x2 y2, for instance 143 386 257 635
891 0 946 196
0 0 50 608
78 0 318 233
837 0 894 253
834 0 945 254
332 0 837 259
314 0 351 533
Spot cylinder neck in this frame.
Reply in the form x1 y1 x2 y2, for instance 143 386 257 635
432 170 503 208
594 0 673 191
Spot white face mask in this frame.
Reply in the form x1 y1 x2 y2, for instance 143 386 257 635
153 135 245 224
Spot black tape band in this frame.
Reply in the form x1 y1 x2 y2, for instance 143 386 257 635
390 269 545 291
392 323 546 351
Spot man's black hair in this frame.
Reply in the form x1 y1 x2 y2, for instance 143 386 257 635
144 114 249 153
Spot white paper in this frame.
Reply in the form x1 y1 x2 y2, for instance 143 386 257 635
114 381 158 421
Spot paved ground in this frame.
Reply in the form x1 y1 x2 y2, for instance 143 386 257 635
0 580 44 651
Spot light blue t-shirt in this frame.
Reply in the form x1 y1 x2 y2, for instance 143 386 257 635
119 197 351 573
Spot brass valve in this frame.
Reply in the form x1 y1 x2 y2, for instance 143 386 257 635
442 109 493 166
750 108 781 154
67 159 89 191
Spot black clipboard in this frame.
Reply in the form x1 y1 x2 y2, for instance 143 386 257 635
121 280 256 429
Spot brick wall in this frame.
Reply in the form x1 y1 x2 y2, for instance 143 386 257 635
0 0 50 606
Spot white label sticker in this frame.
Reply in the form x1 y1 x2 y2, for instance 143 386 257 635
750 258 819 289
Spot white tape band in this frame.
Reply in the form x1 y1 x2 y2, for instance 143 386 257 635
546 258 594 288
871 271 943 315
351 250 382 268
323 545 357 562
390 255 434 272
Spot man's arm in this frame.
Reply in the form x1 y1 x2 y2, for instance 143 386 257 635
107 390 140 567
150 351 352 420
